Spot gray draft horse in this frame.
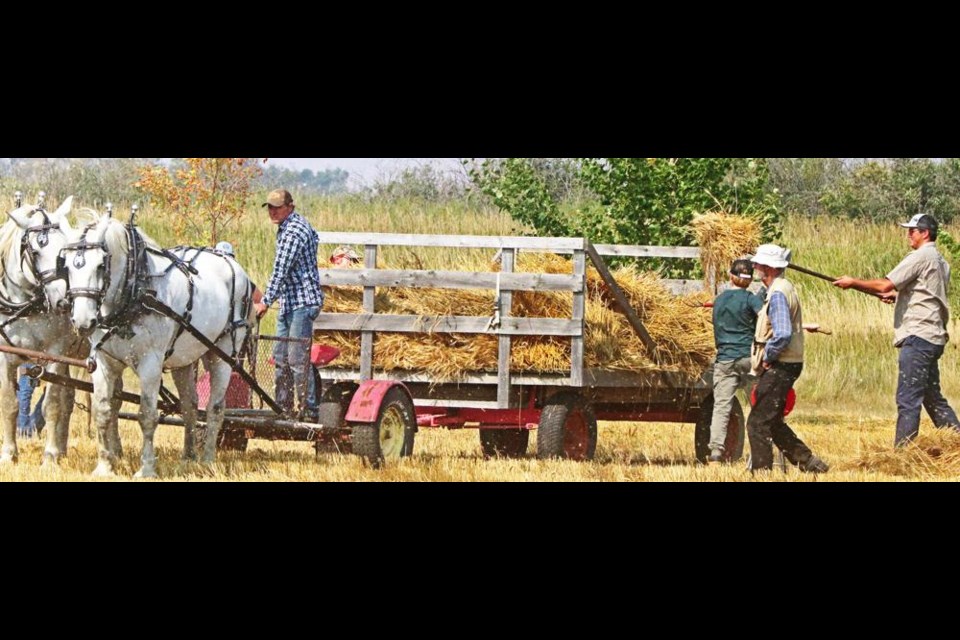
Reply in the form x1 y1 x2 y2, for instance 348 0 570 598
59 209 257 478
0 196 99 466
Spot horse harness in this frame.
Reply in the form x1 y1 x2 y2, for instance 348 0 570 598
0 208 68 345
63 223 254 367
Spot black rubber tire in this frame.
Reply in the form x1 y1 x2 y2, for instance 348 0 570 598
352 386 416 468
694 395 745 463
479 429 530 459
536 391 597 461
314 382 358 455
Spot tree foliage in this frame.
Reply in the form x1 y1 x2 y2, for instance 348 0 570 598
135 158 264 245
578 158 781 246
364 164 472 203
258 164 349 194
0 158 159 205
770 158 960 224
467 157 782 245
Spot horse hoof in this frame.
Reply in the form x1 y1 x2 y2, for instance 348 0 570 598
134 468 159 479
91 462 116 477
0 454 17 465
40 456 60 471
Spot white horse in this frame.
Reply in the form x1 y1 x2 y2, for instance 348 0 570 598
0 196 96 466
60 210 257 478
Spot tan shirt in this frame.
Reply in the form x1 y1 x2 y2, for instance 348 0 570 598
754 276 804 364
887 242 951 347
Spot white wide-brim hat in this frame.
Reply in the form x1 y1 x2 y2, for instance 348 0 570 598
750 243 790 269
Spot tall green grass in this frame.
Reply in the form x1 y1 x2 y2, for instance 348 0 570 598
784 217 959 414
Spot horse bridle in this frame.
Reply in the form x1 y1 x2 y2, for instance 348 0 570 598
0 196 70 343
20 210 68 288
61 223 112 312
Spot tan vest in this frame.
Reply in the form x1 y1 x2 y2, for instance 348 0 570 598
752 276 804 373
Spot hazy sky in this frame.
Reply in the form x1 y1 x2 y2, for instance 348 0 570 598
269 158 464 188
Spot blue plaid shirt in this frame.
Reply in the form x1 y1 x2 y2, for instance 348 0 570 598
262 211 324 312
764 291 792 362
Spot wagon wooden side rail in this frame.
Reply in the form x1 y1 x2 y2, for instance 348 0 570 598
313 232 703 409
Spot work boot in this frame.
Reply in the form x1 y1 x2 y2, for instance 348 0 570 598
799 454 829 474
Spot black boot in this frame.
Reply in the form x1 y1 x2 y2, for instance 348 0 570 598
799 454 829 473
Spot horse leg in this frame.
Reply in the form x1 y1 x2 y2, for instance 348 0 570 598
57 383 75 454
171 365 198 461
77 366 94 438
0 359 21 464
133 355 164 479
202 358 232 464
90 359 124 477
40 363 69 467
106 374 123 459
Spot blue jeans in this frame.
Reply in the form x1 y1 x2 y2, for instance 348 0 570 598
274 305 320 416
17 374 38 437
32 387 46 433
895 335 960 446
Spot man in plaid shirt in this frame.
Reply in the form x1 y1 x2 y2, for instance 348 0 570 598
254 189 324 418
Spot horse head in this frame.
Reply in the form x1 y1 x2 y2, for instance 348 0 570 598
63 209 118 334
6 195 75 311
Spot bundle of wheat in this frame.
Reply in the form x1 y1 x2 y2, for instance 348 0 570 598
689 211 762 290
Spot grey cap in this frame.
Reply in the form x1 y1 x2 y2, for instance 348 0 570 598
900 213 938 233
215 241 235 257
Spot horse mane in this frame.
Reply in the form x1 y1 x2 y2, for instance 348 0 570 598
0 217 26 283
99 216 162 255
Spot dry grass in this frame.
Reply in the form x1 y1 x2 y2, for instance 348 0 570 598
5 199 956 482
3 406 960 481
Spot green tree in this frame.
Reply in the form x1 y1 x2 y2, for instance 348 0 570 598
468 157 782 245
767 158 846 216
819 159 960 223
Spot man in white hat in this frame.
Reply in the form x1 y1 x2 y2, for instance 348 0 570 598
748 244 829 473
834 213 960 446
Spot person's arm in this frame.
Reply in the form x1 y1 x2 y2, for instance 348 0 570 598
252 284 267 317
833 276 895 295
262 224 307 307
763 291 792 364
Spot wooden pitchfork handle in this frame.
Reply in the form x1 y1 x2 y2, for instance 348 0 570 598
787 263 887 300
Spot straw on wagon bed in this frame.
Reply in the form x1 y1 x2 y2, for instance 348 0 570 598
316 257 712 380
316 213 762 382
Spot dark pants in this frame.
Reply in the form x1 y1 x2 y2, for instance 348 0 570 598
895 335 960 446
746 362 815 471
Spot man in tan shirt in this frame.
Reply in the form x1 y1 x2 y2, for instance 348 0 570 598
834 213 960 446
